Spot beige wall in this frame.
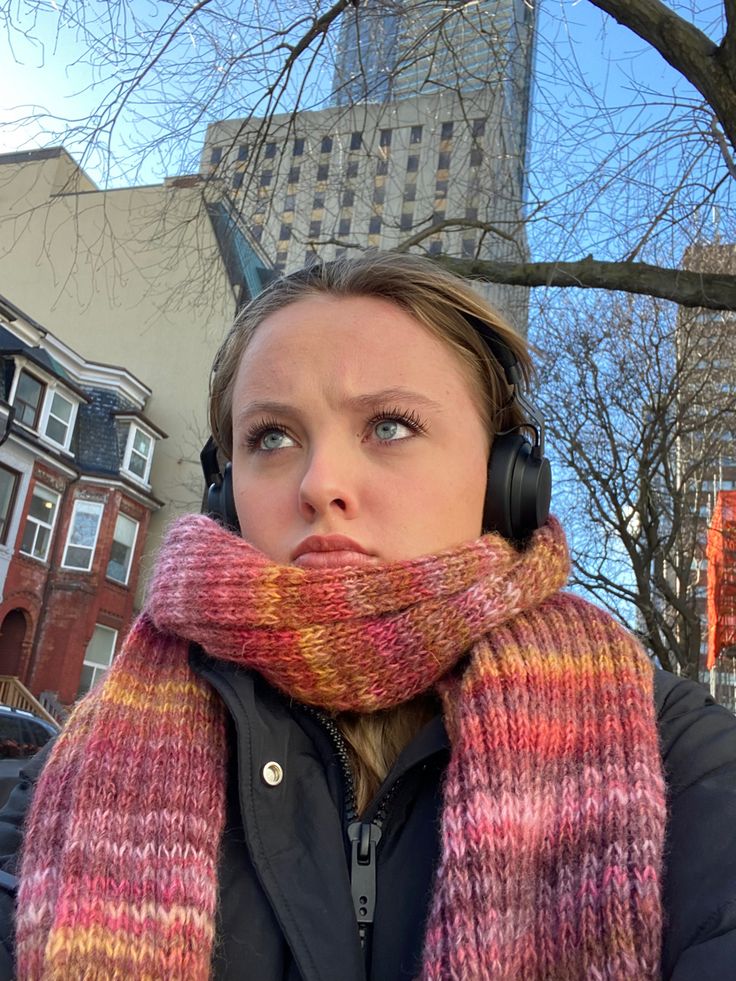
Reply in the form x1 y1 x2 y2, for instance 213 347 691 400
0 150 239 594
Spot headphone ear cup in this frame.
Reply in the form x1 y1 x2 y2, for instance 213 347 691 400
484 433 551 541
207 463 241 532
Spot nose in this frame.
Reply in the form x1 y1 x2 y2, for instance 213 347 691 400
298 442 358 521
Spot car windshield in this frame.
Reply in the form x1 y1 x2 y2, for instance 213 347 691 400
0 714 53 759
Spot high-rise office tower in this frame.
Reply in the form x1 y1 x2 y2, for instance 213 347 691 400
202 0 535 330
674 243 736 708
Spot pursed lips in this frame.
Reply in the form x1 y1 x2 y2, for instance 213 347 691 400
291 535 379 569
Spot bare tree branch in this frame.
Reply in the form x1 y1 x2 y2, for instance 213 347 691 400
435 255 736 310
590 0 736 151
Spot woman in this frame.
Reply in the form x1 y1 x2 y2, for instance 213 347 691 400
3 252 736 980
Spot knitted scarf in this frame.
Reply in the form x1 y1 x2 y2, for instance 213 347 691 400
17 515 665 980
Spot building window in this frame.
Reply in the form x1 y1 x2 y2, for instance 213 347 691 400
465 205 479 221
264 142 277 159
428 240 442 256
438 151 451 171
462 238 477 258
293 137 305 156
470 147 483 167
20 483 59 562
106 512 139 585
316 164 329 181
346 161 359 179
400 213 413 231
368 216 381 234
232 172 244 189
379 128 392 147
321 136 333 154
404 185 416 203
62 499 104 571
43 391 75 448
237 144 248 161
350 131 362 151
122 426 154 484
436 179 449 196
441 121 454 140
472 119 486 137
338 217 351 236
259 171 272 187
279 223 292 241
376 159 389 176
342 189 355 207
373 186 385 205
309 220 322 238
288 166 300 183
407 155 419 173
13 371 45 428
210 147 222 165
0 465 18 545
410 125 423 144
77 624 118 699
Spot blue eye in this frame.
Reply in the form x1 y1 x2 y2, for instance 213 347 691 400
260 430 294 450
369 408 427 443
374 419 412 441
245 419 296 452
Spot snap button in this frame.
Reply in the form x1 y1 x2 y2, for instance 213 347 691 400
262 761 284 786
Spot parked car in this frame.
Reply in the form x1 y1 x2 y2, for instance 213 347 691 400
0 705 58 807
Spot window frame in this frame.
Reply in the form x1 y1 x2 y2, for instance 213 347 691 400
40 389 77 450
122 424 155 485
0 464 19 545
106 511 139 586
61 498 104 572
19 483 60 563
12 369 46 430
77 624 118 699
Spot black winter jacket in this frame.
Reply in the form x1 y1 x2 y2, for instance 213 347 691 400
0 659 735 981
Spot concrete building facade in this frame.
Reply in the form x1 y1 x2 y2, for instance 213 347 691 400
676 243 736 709
202 1 535 332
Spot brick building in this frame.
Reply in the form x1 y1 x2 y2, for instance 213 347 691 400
0 293 165 704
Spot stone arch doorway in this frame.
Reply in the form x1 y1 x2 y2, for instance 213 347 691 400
0 609 27 677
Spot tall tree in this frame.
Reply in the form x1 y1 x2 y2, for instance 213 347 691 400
535 282 736 676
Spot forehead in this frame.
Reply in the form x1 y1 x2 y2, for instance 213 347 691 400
235 294 475 399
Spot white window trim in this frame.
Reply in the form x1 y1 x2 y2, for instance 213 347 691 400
39 388 79 452
78 624 118 698
121 423 155 486
8 360 80 451
19 483 60 563
106 512 140 586
61 499 104 571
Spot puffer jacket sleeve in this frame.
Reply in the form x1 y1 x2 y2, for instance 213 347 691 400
656 670 736 980
0 740 54 981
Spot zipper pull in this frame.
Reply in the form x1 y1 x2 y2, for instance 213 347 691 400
347 821 383 950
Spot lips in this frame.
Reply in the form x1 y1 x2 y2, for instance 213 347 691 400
292 535 378 569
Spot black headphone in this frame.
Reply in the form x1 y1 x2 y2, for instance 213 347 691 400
200 300 551 543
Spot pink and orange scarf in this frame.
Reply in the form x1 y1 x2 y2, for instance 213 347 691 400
17 515 665 979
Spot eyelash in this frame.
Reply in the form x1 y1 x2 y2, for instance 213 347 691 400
243 407 428 451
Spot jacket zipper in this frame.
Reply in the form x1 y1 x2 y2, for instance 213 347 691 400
302 707 403 955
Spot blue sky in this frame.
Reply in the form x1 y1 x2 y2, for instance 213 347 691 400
0 1 710 189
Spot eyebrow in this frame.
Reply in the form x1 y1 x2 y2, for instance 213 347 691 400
233 387 444 425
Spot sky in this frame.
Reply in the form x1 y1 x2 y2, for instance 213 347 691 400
0 1 714 189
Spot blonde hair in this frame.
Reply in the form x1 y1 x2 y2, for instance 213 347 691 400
208 251 534 812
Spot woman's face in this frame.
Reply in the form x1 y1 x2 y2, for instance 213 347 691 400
230 294 489 567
